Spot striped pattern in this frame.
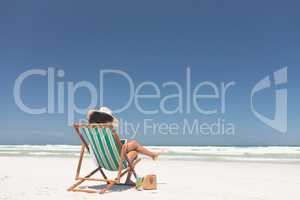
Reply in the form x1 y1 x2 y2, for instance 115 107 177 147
80 127 127 171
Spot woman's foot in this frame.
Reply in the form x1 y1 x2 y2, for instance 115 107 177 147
151 153 159 160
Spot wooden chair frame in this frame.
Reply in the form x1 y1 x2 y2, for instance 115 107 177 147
67 123 141 194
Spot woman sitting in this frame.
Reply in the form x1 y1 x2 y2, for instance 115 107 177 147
87 107 159 182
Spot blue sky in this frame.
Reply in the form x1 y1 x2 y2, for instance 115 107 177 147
0 0 299 145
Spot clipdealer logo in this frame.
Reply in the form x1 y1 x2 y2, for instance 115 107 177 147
251 67 288 133
12 66 288 135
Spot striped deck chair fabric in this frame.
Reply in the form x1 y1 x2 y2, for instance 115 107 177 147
80 127 127 171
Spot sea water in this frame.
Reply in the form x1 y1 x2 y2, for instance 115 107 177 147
1 145 300 163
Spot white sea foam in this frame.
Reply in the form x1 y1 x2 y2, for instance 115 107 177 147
1 145 300 162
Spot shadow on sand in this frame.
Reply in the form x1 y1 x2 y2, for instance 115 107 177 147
79 182 166 193
79 184 134 193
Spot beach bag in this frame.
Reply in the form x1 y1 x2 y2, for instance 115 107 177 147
142 174 157 190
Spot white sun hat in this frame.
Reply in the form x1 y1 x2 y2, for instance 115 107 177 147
87 107 118 126
99 106 113 115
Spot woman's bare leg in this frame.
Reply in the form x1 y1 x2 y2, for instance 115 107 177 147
117 145 127 182
125 140 159 160
127 150 138 162
117 141 159 182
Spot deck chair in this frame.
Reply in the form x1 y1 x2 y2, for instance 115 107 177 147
67 123 141 194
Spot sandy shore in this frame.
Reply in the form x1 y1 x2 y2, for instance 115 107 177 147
1 156 300 200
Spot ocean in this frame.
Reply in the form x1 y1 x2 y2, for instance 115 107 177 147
1 145 300 163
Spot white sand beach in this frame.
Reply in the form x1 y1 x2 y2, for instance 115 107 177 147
1 154 300 200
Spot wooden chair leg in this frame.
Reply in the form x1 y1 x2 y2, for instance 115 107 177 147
72 188 100 193
124 158 141 184
68 144 112 193
125 171 133 184
68 167 99 191
125 154 138 178
75 144 85 179
73 144 108 183
68 144 142 194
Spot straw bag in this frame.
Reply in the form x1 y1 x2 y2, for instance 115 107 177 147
142 174 157 190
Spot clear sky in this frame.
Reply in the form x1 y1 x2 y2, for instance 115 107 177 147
0 0 299 145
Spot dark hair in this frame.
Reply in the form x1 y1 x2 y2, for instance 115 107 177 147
88 111 114 124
